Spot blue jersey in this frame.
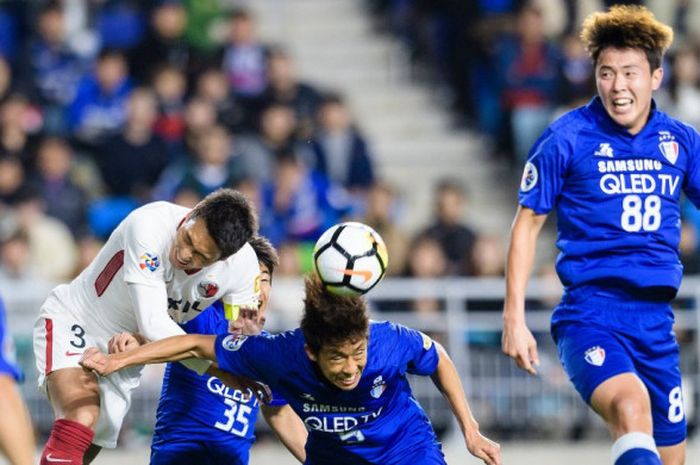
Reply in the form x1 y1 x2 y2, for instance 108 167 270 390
214 321 443 465
520 97 700 292
0 295 21 381
152 301 286 464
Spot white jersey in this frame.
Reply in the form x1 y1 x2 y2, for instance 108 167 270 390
53 201 259 337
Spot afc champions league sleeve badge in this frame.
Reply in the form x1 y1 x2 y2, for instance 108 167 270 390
520 162 538 192
222 334 248 351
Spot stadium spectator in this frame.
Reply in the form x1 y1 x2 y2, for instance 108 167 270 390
154 125 244 202
194 67 250 134
219 9 268 101
129 0 195 85
403 233 448 315
469 234 506 278
97 87 169 202
236 103 300 184
11 186 78 282
0 224 34 282
0 94 42 171
30 136 90 236
656 46 700 131
22 1 89 135
420 179 477 276
0 155 27 207
493 2 563 164
151 65 188 147
68 49 133 151
357 181 409 276
262 47 322 139
308 93 376 193
0 293 35 465
259 153 351 247
94 0 146 51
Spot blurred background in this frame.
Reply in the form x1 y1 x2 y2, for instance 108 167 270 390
0 0 699 463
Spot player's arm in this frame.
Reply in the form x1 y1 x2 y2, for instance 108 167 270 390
81 334 216 376
501 205 547 375
0 375 35 465
261 404 307 463
127 282 213 374
430 343 501 465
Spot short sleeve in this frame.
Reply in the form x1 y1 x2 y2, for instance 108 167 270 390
682 126 700 207
518 130 570 214
121 208 169 287
214 332 282 385
393 324 439 376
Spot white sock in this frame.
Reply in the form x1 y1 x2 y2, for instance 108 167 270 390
611 432 660 464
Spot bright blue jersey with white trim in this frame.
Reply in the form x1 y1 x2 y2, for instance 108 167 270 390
520 97 700 291
214 321 442 465
152 301 285 457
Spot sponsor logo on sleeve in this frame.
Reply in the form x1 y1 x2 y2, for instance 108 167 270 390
520 162 538 192
139 253 160 272
222 334 248 351
584 346 606 366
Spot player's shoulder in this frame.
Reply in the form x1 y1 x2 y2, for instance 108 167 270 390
546 104 594 140
369 320 412 343
653 109 700 142
221 242 257 267
124 201 189 225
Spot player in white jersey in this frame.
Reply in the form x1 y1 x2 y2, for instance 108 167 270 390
32 189 261 465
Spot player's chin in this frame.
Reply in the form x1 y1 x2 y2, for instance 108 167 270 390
334 372 362 390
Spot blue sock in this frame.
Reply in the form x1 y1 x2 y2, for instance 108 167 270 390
613 433 661 465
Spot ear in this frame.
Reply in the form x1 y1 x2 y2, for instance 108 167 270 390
304 344 317 362
651 66 664 91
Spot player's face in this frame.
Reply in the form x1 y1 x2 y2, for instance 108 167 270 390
595 46 663 135
170 217 221 271
228 264 271 335
306 338 368 391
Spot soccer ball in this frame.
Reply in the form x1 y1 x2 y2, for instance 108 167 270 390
313 222 388 296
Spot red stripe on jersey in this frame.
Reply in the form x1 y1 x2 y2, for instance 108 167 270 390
45 318 53 375
94 250 125 297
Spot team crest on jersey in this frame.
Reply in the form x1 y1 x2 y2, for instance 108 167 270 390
197 279 219 298
584 346 606 366
222 334 248 351
370 375 387 399
139 253 160 272
520 162 538 192
658 131 679 165
594 142 614 158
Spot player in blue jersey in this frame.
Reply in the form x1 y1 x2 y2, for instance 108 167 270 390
148 235 307 465
0 294 35 465
501 5 691 465
81 275 501 465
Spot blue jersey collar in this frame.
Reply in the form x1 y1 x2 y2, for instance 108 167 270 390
586 96 659 137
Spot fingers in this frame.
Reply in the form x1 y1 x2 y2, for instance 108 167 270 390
475 441 501 465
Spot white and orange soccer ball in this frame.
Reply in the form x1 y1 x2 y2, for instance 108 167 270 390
313 222 389 296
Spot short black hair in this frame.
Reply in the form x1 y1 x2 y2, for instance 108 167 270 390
249 235 278 279
189 188 258 258
301 274 369 354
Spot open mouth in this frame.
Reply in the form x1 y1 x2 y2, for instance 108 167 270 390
611 97 633 111
337 372 359 387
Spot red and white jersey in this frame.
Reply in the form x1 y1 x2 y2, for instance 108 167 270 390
48 201 259 338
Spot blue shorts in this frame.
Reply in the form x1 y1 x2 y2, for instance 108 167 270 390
551 293 687 446
150 437 250 465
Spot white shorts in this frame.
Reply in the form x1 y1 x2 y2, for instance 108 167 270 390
33 290 143 448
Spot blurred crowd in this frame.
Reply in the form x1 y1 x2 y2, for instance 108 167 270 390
0 0 507 304
4 0 700 314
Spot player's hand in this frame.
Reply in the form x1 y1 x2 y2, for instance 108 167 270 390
502 318 539 375
80 347 119 376
208 366 272 404
108 332 141 354
465 430 501 465
228 305 263 336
